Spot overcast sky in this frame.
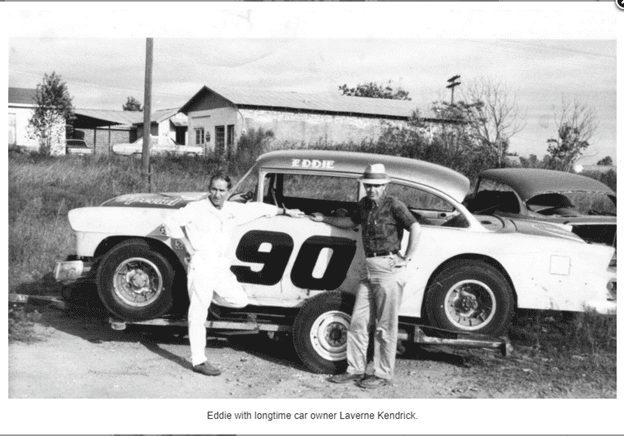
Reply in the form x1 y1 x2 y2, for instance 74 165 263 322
6 8 618 164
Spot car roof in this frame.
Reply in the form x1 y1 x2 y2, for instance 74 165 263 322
256 149 470 203
479 168 614 200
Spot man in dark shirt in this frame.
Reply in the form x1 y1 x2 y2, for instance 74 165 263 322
311 163 421 389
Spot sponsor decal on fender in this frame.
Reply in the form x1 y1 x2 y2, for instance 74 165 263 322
103 194 190 209
120 197 182 206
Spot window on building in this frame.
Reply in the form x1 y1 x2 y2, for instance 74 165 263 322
194 128 205 146
215 125 225 158
226 124 235 150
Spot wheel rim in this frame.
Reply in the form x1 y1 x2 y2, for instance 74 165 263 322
444 279 496 330
309 310 351 361
112 257 163 307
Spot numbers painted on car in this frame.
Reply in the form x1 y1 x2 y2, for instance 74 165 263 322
231 230 357 289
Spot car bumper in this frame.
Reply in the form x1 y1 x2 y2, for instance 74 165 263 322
54 259 93 283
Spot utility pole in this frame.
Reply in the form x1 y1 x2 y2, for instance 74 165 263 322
142 38 153 191
446 74 461 105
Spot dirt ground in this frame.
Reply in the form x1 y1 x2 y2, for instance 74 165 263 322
8 297 615 399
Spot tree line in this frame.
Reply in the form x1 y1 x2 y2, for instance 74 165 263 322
27 72 611 179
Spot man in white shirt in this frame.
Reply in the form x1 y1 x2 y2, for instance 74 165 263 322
164 172 303 376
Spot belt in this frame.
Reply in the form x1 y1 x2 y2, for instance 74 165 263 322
366 249 399 258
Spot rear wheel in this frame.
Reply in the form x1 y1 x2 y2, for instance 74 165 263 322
96 239 175 321
424 260 514 336
292 291 355 374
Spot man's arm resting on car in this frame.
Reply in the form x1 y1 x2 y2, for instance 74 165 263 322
309 212 356 229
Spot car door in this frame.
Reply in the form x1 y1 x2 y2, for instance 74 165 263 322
228 171 364 307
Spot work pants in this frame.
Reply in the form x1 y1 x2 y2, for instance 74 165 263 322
187 252 249 366
345 254 406 380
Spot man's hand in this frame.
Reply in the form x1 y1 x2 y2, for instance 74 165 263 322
284 207 305 218
391 254 411 268
309 212 325 222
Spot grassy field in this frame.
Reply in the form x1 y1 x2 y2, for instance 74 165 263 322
8 151 225 294
8 150 616 396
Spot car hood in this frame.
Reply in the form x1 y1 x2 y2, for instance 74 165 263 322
100 192 206 209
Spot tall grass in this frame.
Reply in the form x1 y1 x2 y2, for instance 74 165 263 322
8 151 225 293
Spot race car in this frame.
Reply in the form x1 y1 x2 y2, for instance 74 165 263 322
55 150 616 373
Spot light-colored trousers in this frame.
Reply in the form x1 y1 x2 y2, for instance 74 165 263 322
346 254 406 380
187 252 249 366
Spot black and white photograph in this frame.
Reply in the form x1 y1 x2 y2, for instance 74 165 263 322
2 1 622 434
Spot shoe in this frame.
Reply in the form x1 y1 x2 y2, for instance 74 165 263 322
357 375 390 389
192 361 221 376
327 372 364 384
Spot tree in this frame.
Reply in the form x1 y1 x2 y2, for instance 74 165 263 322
338 80 411 100
519 154 543 168
460 78 526 167
597 156 613 166
373 110 498 180
28 72 75 156
545 98 598 171
123 96 143 111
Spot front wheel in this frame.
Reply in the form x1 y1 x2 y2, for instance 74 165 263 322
96 239 175 321
292 291 355 374
424 260 514 336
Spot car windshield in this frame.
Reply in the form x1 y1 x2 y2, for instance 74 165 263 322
230 165 258 200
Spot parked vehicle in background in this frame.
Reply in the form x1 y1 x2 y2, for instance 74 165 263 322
112 135 203 157
66 139 93 155
55 150 616 373
465 168 616 265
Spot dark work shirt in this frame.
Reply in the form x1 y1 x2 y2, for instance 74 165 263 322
352 195 417 256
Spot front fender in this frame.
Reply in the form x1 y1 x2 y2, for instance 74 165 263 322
69 207 179 257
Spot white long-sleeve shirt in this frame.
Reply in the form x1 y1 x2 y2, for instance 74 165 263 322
164 199 279 257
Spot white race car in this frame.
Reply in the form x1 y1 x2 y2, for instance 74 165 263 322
55 150 616 373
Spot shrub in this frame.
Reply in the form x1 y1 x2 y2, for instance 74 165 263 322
228 128 275 175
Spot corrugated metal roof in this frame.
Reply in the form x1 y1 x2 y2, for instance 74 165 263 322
70 108 185 126
135 107 186 125
183 85 433 120
9 87 36 105
75 108 144 125
153 107 179 123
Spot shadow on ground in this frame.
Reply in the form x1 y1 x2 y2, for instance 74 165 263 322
11 282 475 375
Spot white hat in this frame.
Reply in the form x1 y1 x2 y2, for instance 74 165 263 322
360 163 391 185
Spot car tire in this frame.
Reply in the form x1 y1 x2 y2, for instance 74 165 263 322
424 260 514 336
292 291 355 374
96 239 175 321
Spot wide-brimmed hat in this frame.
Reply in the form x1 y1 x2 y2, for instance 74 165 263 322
360 163 391 185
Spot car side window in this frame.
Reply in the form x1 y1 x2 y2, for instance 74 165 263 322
385 183 467 227
282 174 358 202
266 173 359 216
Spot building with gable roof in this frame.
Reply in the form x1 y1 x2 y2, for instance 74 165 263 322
8 87 67 153
179 85 445 157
